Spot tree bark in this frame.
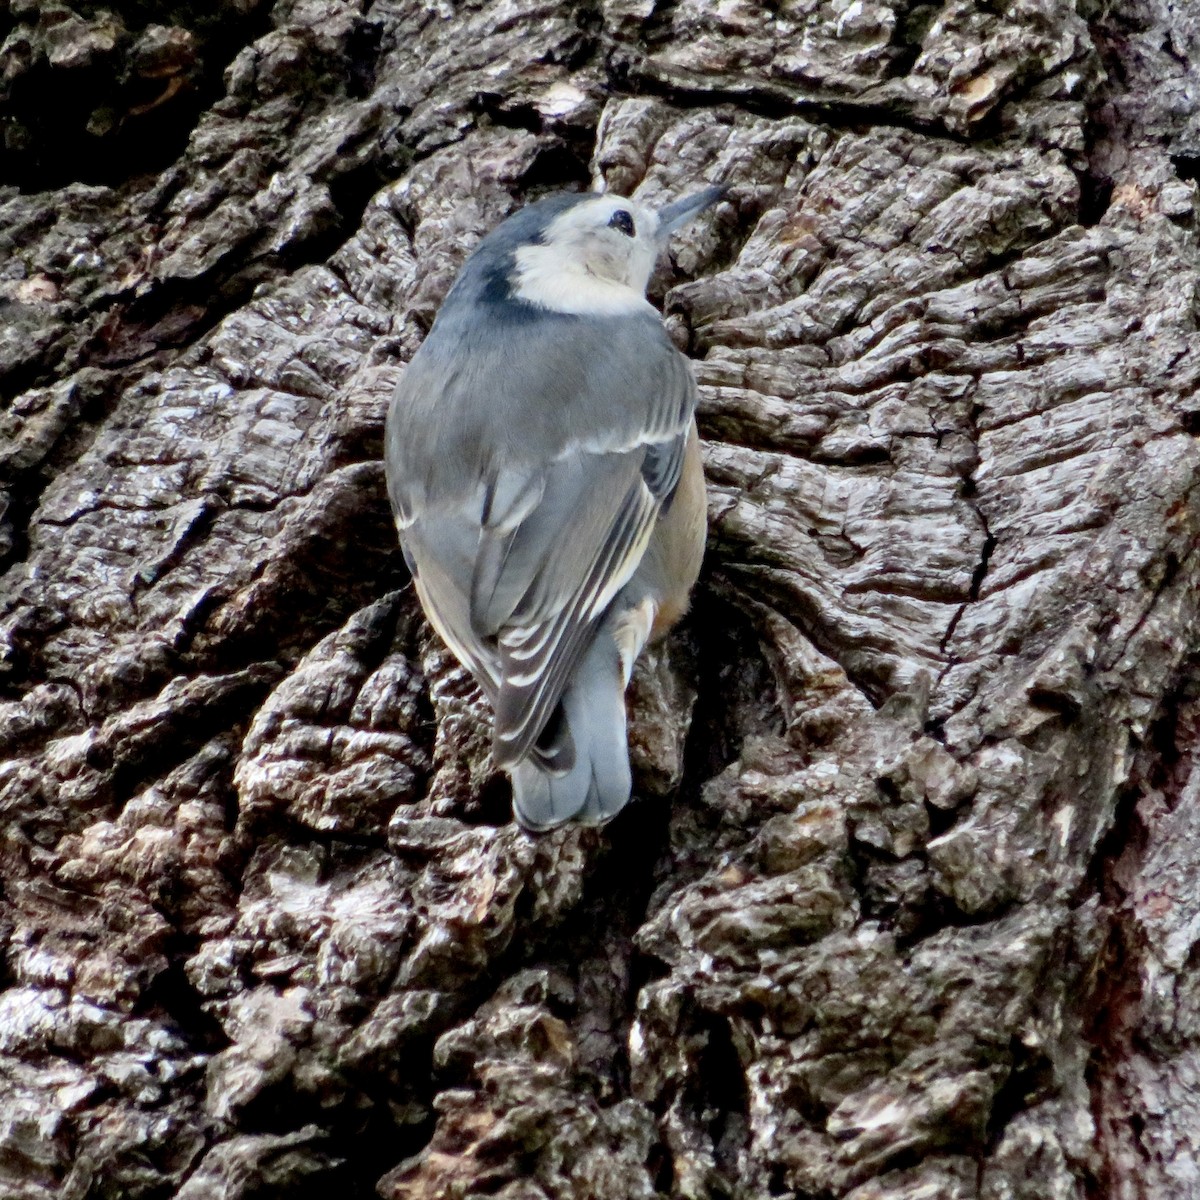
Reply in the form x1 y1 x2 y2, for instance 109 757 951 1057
2 0 1200 1197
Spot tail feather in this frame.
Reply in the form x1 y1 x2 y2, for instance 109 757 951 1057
527 702 574 773
509 630 631 830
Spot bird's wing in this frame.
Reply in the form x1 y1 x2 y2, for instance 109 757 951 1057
386 309 696 763
483 433 691 766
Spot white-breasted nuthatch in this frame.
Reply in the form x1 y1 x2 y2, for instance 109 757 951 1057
385 185 723 829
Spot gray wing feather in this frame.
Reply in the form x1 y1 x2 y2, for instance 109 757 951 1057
385 305 696 764
491 466 661 765
639 429 689 499
472 451 635 633
402 521 502 699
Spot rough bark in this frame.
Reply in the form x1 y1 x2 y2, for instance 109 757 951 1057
2 0 1200 1197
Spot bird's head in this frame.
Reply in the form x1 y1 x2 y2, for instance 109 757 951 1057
461 186 726 318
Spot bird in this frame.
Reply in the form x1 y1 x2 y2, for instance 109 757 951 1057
384 184 723 830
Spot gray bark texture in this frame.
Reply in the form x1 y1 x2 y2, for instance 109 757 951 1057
2 0 1200 1196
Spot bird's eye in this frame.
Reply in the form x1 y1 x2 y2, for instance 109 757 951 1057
607 209 635 237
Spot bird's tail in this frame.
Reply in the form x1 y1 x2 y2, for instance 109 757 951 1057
509 628 631 831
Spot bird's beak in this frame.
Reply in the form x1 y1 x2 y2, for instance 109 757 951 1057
655 184 727 242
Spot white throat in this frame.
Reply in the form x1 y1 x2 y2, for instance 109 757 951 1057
510 243 656 316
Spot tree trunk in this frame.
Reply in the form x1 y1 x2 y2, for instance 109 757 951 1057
2 0 1199 1197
